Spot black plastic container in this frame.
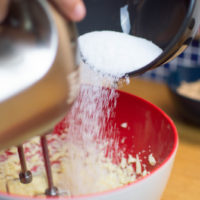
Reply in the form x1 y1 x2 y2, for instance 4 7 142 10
77 0 200 76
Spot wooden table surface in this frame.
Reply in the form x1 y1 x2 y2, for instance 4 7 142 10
120 78 200 200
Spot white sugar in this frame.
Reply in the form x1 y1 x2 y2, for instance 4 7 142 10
78 31 163 77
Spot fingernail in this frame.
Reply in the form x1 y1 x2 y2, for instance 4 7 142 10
73 3 86 21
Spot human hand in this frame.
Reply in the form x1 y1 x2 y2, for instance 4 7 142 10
0 0 9 22
52 0 86 22
0 0 86 23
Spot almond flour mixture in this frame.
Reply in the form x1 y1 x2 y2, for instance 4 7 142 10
0 131 155 197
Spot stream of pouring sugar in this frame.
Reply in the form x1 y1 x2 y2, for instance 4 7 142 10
55 31 163 195
65 61 121 157
66 29 163 156
54 62 128 195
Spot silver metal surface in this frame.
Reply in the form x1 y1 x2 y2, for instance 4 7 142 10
0 0 80 150
0 0 58 102
17 145 32 184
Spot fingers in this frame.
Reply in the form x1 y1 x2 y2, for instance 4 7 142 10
52 0 86 22
0 0 86 23
0 0 9 23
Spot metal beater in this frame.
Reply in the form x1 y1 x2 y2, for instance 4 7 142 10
0 0 79 196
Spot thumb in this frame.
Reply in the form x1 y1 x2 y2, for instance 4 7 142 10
0 0 9 23
52 0 86 22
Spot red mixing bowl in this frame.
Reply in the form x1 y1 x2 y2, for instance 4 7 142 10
0 85 178 200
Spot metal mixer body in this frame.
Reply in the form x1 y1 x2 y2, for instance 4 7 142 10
0 0 80 150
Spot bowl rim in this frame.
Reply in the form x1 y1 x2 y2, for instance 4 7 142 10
0 90 179 200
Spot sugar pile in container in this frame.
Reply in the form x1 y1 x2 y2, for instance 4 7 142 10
78 30 163 77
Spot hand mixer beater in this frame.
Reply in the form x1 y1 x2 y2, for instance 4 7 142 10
0 0 79 196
